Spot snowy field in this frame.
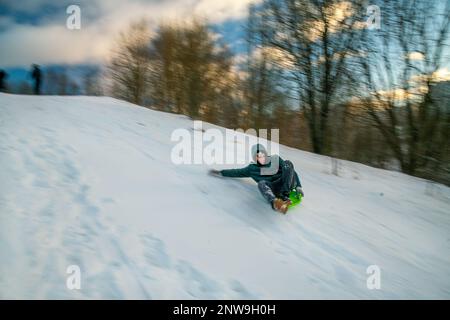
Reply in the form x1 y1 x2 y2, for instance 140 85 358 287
0 93 449 299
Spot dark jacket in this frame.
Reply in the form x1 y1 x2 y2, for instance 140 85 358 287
220 155 302 187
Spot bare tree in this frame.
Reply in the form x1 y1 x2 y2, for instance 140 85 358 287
83 67 103 96
259 0 365 154
45 68 80 95
108 20 152 105
148 19 236 122
243 3 290 131
358 0 450 177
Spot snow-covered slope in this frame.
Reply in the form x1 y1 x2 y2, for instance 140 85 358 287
1 93 449 299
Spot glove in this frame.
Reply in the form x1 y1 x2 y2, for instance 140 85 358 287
208 169 222 177
296 186 304 197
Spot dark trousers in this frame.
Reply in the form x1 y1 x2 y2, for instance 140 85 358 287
257 160 297 203
34 80 41 95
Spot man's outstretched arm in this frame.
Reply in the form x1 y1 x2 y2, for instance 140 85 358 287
209 166 251 178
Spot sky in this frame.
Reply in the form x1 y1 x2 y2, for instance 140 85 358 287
1 0 448 94
0 0 260 84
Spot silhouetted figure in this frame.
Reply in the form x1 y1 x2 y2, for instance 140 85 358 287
31 64 42 95
0 70 8 92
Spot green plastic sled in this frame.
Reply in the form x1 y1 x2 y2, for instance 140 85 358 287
288 189 303 208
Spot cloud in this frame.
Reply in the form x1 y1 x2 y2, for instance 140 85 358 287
372 67 450 103
0 0 262 67
0 16 15 29
431 67 450 82
306 1 355 42
1 24 111 67
407 52 425 61
193 0 260 22
1 0 56 14
376 87 428 101
252 46 296 69
317 50 367 65
409 67 450 84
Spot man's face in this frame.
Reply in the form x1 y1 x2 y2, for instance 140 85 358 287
256 152 266 165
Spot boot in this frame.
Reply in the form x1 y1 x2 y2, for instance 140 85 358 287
272 198 290 214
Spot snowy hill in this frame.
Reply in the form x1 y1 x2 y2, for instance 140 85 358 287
1 93 449 299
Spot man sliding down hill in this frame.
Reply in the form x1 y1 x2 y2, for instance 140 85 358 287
209 144 304 214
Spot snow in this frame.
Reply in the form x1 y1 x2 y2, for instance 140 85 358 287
0 93 449 299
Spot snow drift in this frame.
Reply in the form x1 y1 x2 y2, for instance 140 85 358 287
0 93 449 299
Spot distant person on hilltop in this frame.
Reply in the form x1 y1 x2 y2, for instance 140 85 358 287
31 64 42 95
0 70 8 92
